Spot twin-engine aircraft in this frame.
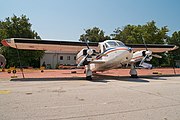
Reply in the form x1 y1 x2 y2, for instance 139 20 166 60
1 38 178 80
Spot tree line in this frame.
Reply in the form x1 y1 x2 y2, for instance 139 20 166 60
0 15 44 68
80 22 180 67
0 15 180 68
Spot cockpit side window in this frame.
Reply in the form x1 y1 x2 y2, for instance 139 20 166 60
103 45 106 53
98 43 107 53
105 43 108 48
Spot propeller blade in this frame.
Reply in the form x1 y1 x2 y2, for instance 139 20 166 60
139 55 148 66
152 54 162 58
142 37 148 51
86 42 90 49
77 54 88 68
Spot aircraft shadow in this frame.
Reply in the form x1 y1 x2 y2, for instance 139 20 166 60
94 74 180 82
10 77 109 83
11 74 179 83
93 74 150 83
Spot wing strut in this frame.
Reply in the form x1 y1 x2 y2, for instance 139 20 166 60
15 44 25 78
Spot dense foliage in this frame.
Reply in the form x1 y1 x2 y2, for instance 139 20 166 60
166 31 180 67
0 15 44 68
111 21 169 44
79 27 110 42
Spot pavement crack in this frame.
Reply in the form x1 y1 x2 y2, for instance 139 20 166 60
120 86 180 103
48 103 180 120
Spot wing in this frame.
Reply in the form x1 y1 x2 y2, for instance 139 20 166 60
126 44 178 53
1 38 99 53
1 38 178 53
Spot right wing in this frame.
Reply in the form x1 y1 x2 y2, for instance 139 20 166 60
1 38 99 53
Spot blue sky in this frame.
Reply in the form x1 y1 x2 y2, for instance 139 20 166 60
1 0 180 41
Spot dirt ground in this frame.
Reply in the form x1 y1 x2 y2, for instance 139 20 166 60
0 68 180 79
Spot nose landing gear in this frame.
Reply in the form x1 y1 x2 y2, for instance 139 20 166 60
85 64 92 80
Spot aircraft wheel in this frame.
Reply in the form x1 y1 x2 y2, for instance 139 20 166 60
130 75 138 78
86 76 92 80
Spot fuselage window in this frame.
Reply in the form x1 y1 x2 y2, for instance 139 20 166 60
103 45 106 52
105 43 108 48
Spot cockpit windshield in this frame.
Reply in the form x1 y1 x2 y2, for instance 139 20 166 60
107 41 119 47
117 41 125 46
106 40 125 48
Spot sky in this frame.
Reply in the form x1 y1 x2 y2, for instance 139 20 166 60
1 0 180 41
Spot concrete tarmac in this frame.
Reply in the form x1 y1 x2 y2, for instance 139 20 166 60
0 76 180 120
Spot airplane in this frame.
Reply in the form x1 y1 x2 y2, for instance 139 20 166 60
1 38 178 80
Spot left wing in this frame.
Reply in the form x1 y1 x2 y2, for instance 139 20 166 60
126 44 178 53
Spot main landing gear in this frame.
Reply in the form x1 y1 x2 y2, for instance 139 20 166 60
129 63 138 78
85 63 138 80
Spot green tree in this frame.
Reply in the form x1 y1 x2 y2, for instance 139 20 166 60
167 31 180 66
112 21 169 44
111 21 170 67
0 15 44 68
79 27 110 42
167 31 180 56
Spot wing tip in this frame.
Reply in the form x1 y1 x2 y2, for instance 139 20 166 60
1 39 10 47
173 45 179 50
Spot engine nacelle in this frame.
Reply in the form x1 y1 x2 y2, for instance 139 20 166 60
76 48 97 65
131 50 152 63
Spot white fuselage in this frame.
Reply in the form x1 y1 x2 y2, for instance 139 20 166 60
91 46 133 71
76 40 133 72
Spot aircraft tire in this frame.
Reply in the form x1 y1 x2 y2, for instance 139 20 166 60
86 76 92 80
130 75 138 78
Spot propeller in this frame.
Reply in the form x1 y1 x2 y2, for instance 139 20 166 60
139 38 152 66
139 37 162 66
77 54 89 68
139 51 152 66
77 41 94 68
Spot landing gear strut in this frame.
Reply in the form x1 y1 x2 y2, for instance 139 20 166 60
129 63 138 78
85 64 92 80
